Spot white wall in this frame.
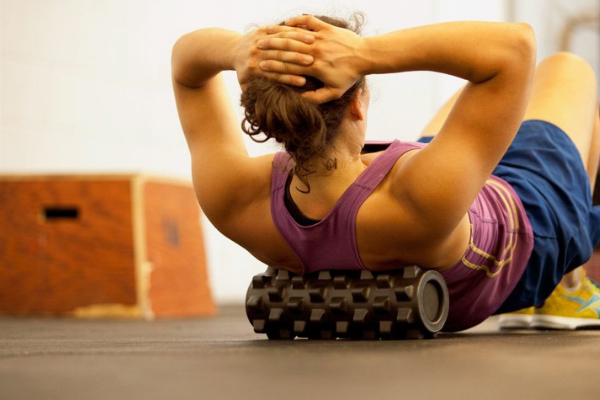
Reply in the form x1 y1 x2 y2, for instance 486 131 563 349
3 0 596 303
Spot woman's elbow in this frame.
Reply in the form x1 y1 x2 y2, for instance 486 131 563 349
511 22 537 65
171 35 187 82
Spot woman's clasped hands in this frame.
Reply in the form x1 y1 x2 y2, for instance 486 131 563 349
235 15 367 104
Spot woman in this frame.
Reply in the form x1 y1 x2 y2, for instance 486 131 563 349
171 15 600 332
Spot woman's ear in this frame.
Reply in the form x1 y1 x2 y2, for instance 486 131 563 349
349 88 365 121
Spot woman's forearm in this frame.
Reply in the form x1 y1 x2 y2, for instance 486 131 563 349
362 21 535 83
171 28 240 88
258 17 535 103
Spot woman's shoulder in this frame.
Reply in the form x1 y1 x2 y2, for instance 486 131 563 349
197 152 275 228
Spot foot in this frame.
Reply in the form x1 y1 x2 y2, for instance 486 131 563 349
532 272 600 330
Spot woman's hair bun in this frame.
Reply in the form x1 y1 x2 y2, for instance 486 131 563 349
241 77 328 167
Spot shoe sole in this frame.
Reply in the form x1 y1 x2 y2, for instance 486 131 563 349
532 315 600 330
498 314 533 329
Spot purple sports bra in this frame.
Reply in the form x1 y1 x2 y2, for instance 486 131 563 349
270 140 534 331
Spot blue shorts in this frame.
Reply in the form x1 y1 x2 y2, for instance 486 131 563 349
419 120 600 312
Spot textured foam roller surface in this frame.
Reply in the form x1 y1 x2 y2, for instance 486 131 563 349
246 266 449 340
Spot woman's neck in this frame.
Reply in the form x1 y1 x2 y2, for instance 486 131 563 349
289 145 367 219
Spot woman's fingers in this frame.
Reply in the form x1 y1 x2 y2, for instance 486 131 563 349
254 25 320 77
301 87 342 104
257 48 313 66
264 25 315 43
237 25 316 90
285 15 328 32
257 37 312 55
269 73 306 87
250 18 350 95
259 59 310 76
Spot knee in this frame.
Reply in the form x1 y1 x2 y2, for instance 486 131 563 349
541 52 597 81
545 51 589 66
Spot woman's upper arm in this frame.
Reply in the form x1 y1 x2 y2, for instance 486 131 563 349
171 25 315 223
393 24 536 233
173 74 264 223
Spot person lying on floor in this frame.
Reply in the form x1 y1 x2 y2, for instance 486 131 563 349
171 14 600 332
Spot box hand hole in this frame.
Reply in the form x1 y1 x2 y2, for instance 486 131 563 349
43 207 80 221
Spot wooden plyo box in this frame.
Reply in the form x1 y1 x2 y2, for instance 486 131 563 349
0 174 216 319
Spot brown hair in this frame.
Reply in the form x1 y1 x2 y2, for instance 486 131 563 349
240 14 366 192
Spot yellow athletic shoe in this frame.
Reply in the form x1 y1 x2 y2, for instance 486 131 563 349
532 273 600 330
497 307 535 329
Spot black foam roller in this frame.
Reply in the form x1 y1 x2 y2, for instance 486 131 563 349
245 266 449 340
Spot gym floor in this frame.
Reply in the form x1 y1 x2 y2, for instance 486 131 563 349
1 305 598 400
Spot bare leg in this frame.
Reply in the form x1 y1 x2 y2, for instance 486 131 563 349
522 52 597 164
419 87 464 139
563 109 600 288
522 53 599 289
